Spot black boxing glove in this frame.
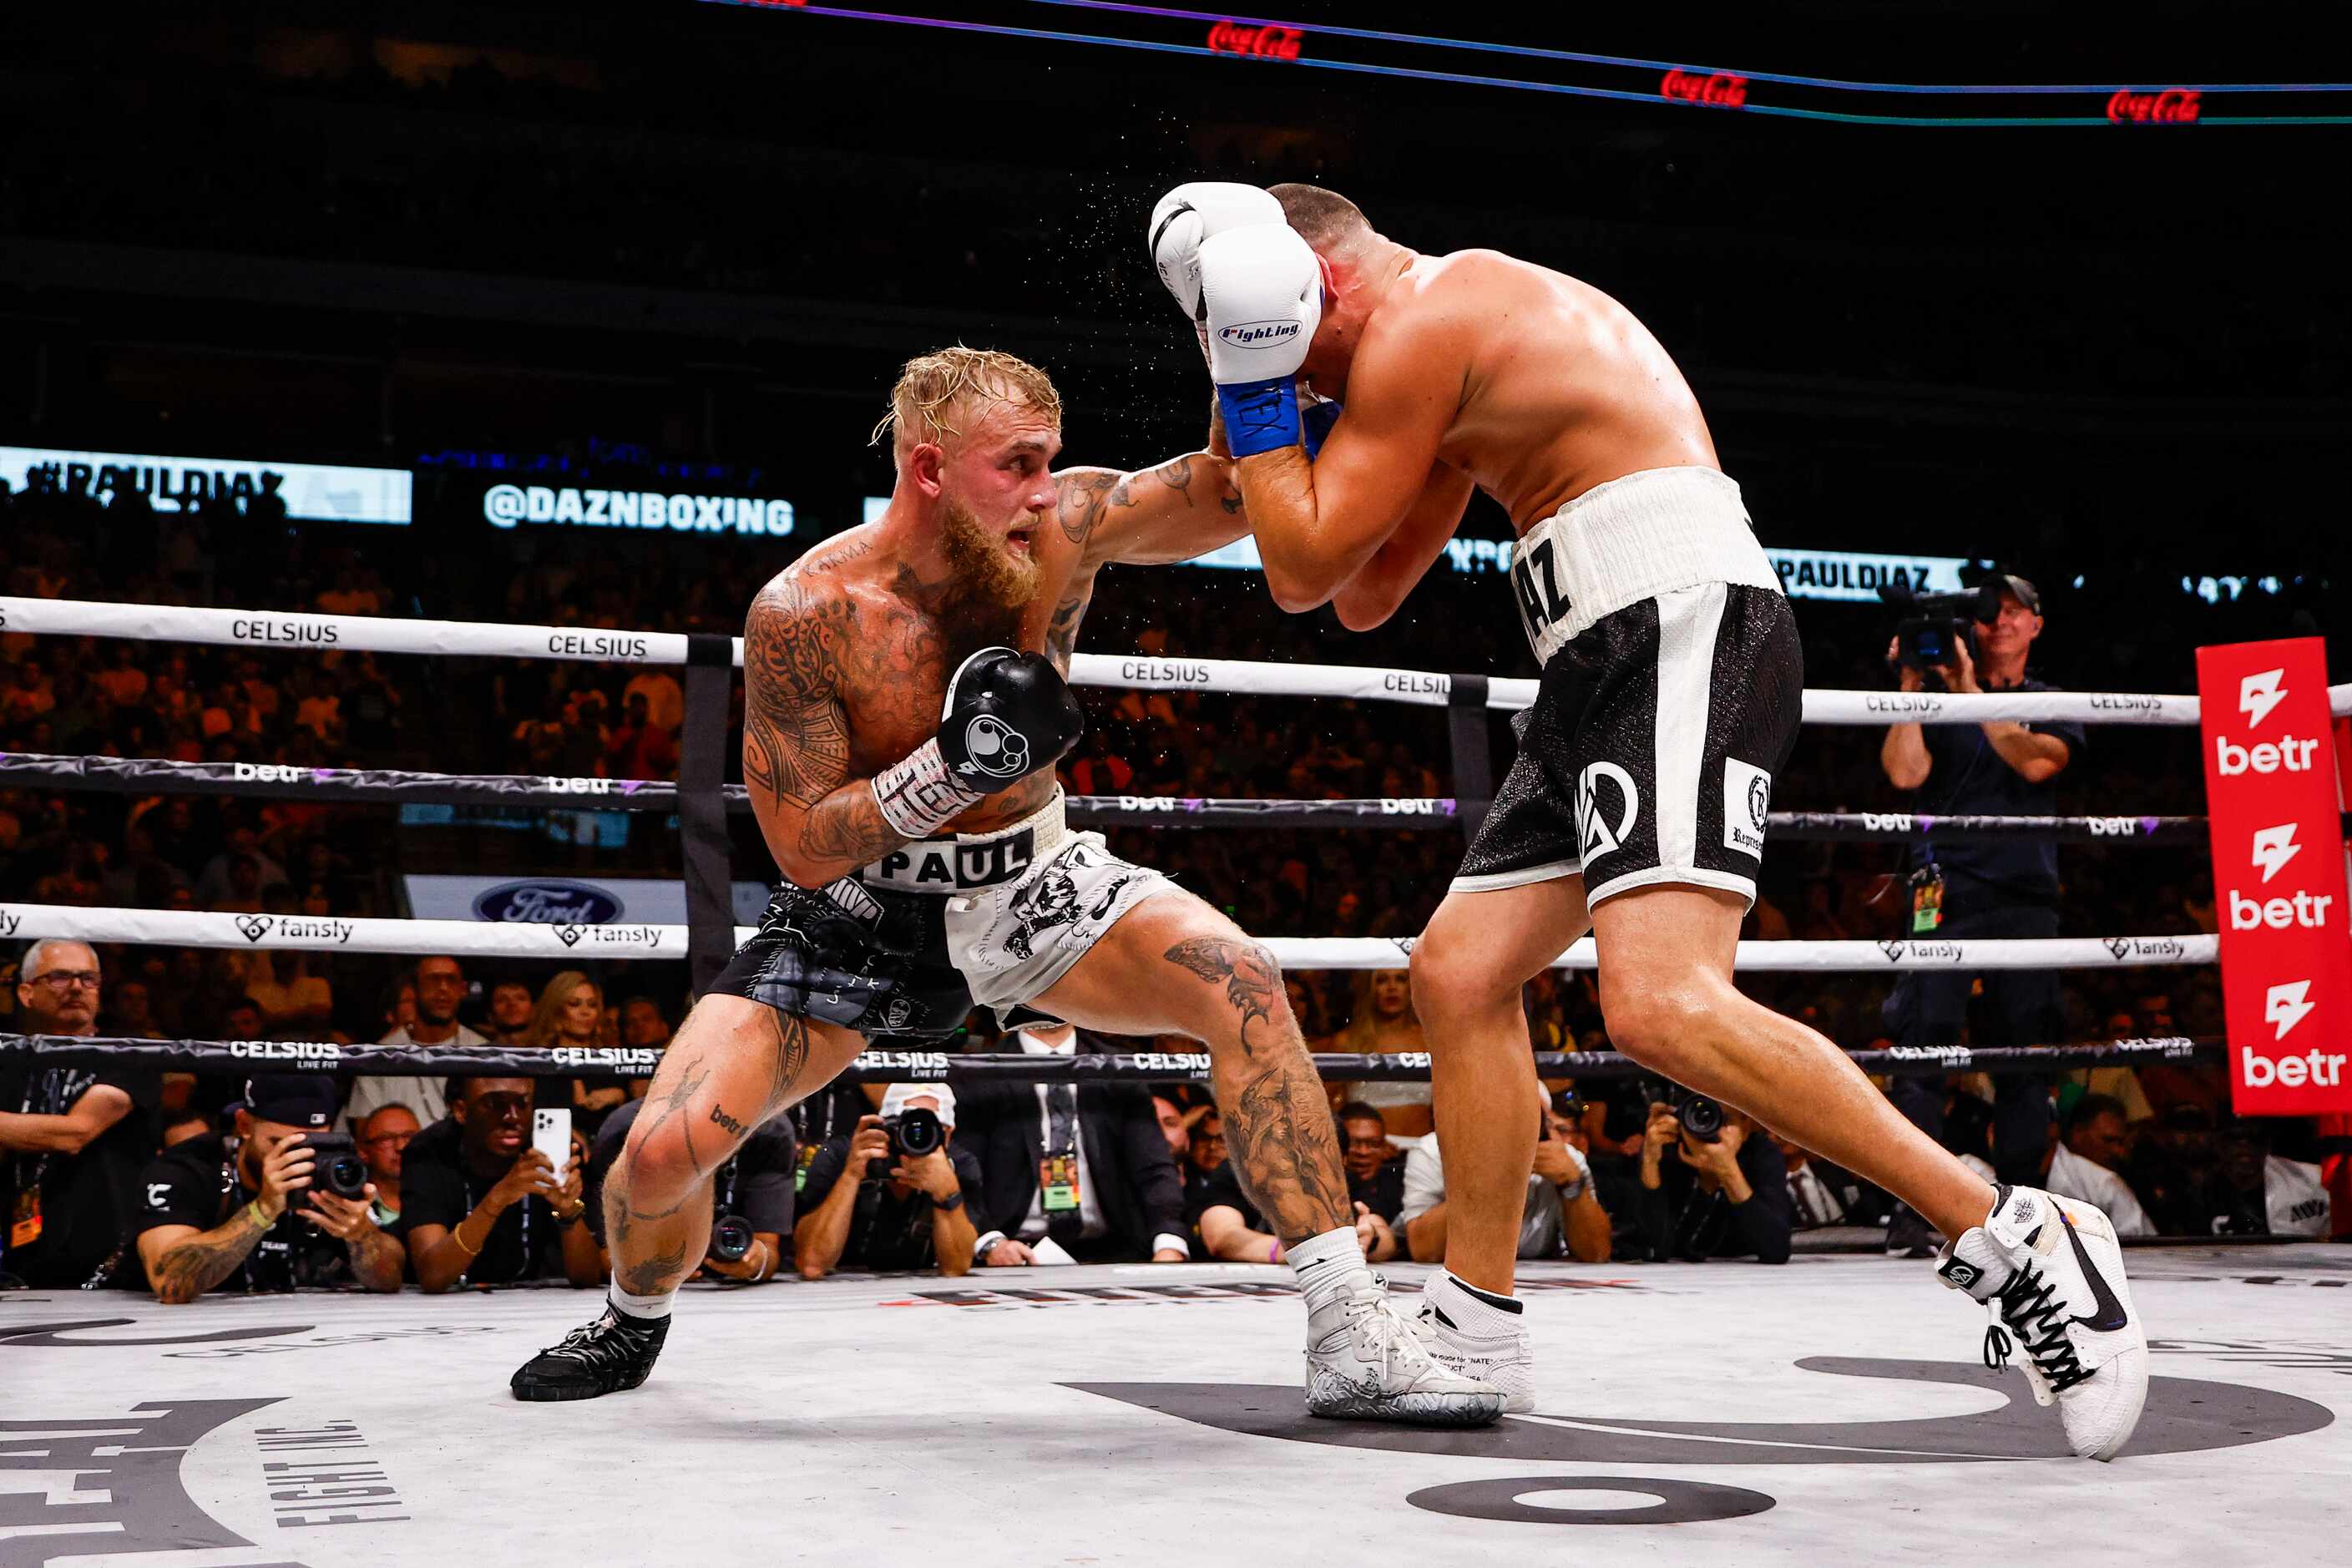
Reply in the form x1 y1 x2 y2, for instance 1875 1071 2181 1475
868 646 1085 840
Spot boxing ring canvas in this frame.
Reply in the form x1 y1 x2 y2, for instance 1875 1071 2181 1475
5 1249 2344 1563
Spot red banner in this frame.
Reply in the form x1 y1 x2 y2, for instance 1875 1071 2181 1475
2198 638 2352 1114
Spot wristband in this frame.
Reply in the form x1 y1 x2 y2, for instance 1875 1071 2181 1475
1217 377 1301 458
245 1200 271 1230
871 738 984 840
1266 1240 1282 1263
451 1216 483 1257
933 1189 965 1213
974 1229 1008 1263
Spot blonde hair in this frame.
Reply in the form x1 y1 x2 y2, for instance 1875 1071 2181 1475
524 969 602 1049
1333 968 1419 1053
870 345 1063 460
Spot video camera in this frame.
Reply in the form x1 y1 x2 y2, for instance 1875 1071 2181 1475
1879 579 2000 678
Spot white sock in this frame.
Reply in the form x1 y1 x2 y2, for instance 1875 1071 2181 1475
609 1281 674 1322
1286 1225 1370 1310
1430 1268 1523 1336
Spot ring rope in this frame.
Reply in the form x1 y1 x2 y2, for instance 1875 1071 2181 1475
0 751 2226 842
10 595 2344 726
0 901 2218 971
0 1032 2223 1083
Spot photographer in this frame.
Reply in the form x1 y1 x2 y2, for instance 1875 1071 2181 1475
1879 573 2081 1244
134 1075 403 1302
1397 1092 1610 1265
1631 1099 1790 1264
402 1076 601 1292
586 1095 793 1283
794 1085 981 1280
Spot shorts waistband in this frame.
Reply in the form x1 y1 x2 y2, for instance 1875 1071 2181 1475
857 789 1067 894
1513 466 1780 664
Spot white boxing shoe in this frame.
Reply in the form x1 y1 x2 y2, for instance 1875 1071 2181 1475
1303 1272 1504 1428
1939 1184 2149 1461
1416 1268 1536 1414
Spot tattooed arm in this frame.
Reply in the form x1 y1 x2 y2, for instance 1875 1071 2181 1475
1055 451 1251 573
138 1212 270 1305
741 574 908 887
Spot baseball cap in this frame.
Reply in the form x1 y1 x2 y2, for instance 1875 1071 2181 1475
880 1081 957 1130
1989 572 2042 615
240 1073 341 1130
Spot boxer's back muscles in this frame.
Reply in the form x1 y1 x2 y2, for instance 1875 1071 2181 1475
740 453 1244 889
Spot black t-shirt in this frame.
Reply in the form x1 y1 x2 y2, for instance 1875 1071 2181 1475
1349 1160 1408 1227
1189 1162 1267 1242
399 1138 571 1285
798 1136 984 1271
1 1060 164 1289
584 1098 797 1247
132 1133 353 1293
1909 676 2086 905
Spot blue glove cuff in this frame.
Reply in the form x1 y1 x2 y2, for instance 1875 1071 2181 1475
1217 377 1301 458
1302 397 1343 461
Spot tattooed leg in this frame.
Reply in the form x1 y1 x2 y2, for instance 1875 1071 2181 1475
1034 895 1353 1244
607 995 864 1299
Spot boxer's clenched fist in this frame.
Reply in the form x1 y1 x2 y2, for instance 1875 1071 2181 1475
867 646 1084 841
1198 223 1323 457
1149 181 1285 326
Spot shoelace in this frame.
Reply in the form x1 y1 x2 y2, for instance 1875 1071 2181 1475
1983 1264 2092 1394
1343 1277 1439 1384
544 1310 651 1368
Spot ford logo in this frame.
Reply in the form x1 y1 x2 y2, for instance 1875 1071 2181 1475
473 879 625 924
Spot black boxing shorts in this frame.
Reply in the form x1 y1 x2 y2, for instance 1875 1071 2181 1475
1453 468 1801 910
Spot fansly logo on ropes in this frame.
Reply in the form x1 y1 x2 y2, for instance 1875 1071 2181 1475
2103 937 2188 961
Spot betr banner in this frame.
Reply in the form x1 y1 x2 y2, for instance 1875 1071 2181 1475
2197 637 2352 1114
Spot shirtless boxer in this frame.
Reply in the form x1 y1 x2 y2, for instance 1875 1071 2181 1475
509 346 1499 1427
1145 184 2147 1458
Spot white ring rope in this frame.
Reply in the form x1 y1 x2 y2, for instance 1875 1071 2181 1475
8 595 2344 726
0 902 2217 972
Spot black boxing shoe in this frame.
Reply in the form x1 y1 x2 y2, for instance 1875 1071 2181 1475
510 1307 669 1402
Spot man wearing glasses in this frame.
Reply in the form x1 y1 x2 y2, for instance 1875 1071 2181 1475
357 1104 421 1232
1 939 163 1288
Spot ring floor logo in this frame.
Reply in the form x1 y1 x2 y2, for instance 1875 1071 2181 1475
1073 1359 2331 1525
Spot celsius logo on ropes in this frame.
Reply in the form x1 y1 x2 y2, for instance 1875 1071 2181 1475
482 483 794 538
473 880 625 924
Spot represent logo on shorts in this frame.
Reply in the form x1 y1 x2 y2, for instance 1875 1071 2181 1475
1216 319 1301 348
1722 760 1772 858
961 715 1030 781
1576 761 1639 864
235 914 274 943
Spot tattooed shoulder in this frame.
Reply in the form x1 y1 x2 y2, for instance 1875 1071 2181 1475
741 574 855 811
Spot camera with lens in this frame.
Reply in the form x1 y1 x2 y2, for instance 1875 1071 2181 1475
881 1106 944 1161
1879 580 1998 680
709 1212 754 1262
305 1133 371 1201
1646 1079 1724 1145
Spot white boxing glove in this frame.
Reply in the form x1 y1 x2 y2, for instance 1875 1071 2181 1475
1197 223 1322 457
1149 181 1285 326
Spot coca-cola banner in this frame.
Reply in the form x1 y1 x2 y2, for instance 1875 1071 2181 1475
2197 638 2352 1115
